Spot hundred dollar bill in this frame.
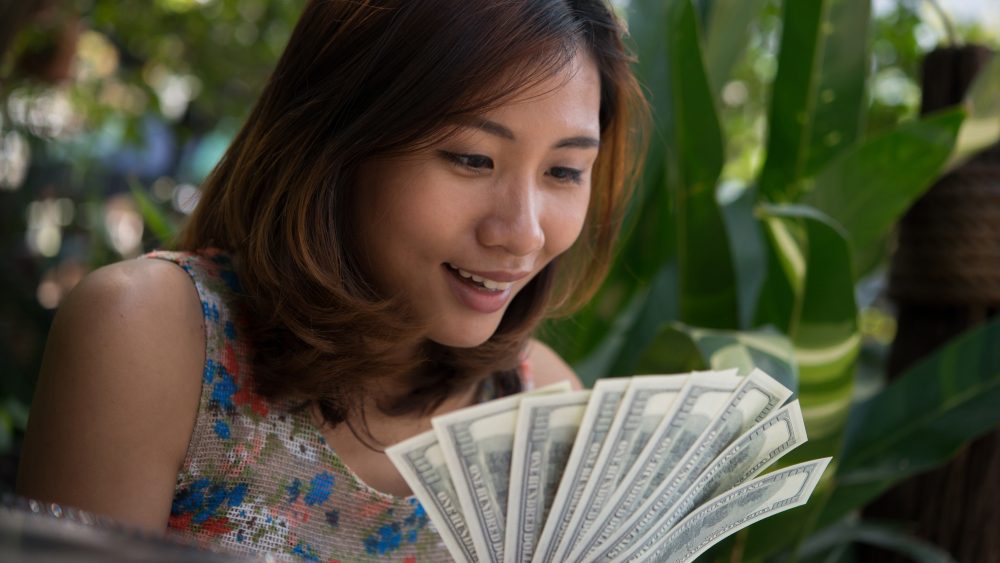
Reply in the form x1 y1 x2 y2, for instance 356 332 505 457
504 390 591 563
549 373 694 563
567 368 792 561
530 378 630 563
433 382 571 563
385 430 477 563
619 457 832 563
577 372 742 553
592 400 808 561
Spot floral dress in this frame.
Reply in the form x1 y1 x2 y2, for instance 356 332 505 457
148 249 469 562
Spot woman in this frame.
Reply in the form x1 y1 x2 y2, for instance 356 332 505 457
16 0 646 560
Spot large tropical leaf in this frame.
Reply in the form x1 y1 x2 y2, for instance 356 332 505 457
739 205 859 562
720 184 767 329
634 322 798 393
797 518 957 563
663 0 738 329
802 108 965 273
698 0 770 96
758 0 872 203
759 205 859 462
818 317 1000 528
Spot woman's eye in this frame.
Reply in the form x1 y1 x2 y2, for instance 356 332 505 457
548 167 584 184
441 151 494 172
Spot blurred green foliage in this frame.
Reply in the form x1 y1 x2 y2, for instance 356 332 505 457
0 0 302 483
2 1 1000 560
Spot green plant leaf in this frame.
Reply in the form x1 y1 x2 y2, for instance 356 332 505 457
757 205 859 462
663 0 738 329
798 518 957 563
948 52 1000 169
759 0 872 203
700 0 769 95
740 204 859 563
753 211 806 335
818 317 1000 528
634 322 798 394
802 109 965 273
720 184 767 329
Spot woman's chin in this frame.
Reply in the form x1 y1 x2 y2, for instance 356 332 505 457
426 323 500 349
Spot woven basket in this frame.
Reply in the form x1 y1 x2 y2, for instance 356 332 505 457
889 144 1000 305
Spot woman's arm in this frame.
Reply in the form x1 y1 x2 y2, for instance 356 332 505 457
16 258 205 532
526 338 583 390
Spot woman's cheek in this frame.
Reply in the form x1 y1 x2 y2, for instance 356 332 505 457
550 189 592 255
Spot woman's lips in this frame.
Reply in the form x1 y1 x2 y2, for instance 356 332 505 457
442 264 516 313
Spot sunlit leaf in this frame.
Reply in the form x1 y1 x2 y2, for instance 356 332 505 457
757 205 859 462
636 322 798 394
759 0 872 202
802 109 965 273
740 204 859 562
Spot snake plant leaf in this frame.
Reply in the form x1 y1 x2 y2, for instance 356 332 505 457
758 0 871 203
802 108 965 275
817 317 1000 529
948 53 1000 170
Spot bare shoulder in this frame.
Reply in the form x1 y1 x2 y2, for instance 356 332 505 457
16 257 205 530
526 338 583 390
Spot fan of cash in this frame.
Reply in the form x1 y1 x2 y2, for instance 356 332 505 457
387 368 830 563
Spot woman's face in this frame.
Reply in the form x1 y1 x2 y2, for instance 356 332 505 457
355 53 600 347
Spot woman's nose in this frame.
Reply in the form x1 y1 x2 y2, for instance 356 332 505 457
475 180 545 257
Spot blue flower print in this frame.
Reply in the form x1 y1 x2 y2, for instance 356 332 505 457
304 472 334 506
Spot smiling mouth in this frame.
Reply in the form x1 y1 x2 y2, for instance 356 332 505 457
444 263 513 292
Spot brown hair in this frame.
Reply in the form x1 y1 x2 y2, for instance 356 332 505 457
177 0 647 430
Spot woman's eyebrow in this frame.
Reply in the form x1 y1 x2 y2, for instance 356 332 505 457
553 136 600 149
458 117 600 149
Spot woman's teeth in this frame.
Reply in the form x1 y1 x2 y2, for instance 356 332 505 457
449 264 513 291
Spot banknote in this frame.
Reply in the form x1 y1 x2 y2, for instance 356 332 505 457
433 382 571 563
548 374 690 563
386 372 828 563
618 457 832 562
530 378 629 563
385 429 478 563
567 368 792 561
504 390 591 563
575 372 742 555
590 400 808 561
